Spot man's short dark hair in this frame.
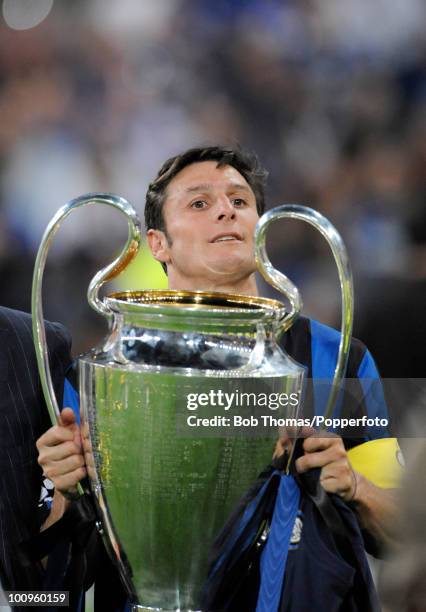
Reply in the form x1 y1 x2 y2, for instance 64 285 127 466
145 145 268 234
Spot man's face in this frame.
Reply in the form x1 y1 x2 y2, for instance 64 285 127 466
148 161 259 291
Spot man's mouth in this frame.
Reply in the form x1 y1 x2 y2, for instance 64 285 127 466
211 232 243 243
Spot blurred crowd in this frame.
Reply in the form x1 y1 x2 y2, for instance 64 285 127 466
0 0 425 354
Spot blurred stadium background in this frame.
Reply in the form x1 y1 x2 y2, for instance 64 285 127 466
0 0 425 356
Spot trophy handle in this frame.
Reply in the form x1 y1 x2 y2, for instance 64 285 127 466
32 193 141 426
255 204 353 422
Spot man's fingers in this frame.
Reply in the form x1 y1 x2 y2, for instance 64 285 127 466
43 454 86 479
295 443 345 473
273 425 318 459
38 440 82 465
36 408 82 453
293 431 356 500
320 460 350 483
54 467 87 494
36 425 75 449
36 409 86 497
58 407 76 427
273 436 291 459
320 461 356 500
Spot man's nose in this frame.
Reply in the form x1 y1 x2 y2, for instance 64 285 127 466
216 197 235 221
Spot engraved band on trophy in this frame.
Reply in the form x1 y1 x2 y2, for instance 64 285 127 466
32 193 353 611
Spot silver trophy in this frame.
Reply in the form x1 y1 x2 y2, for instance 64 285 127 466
32 194 353 611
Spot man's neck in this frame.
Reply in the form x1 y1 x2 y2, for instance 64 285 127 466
168 273 259 297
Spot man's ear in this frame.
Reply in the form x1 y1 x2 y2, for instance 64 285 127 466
147 229 171 264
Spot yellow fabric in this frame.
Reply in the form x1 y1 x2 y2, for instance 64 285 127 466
112 242 168 290
347 438 403 489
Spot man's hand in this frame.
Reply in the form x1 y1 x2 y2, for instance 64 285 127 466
295 433 357 502
36 407 86 497
274 429 357 501
274 429 398 546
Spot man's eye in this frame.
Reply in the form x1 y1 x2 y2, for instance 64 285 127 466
232 198 246 207
190 200 207 209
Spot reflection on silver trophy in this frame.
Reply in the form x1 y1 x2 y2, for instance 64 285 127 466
32 194 353 611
